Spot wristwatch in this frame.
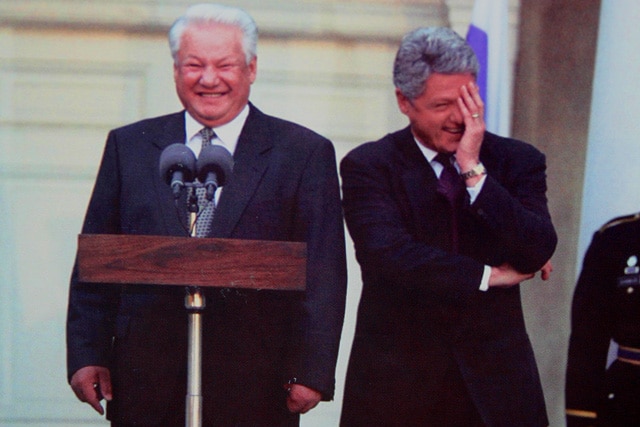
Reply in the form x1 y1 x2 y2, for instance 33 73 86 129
460 162 486 180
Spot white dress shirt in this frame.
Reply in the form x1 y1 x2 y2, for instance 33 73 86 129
183 105 249 204
413 139 491 291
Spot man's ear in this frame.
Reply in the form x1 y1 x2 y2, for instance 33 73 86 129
248 56 258 84
395 88 410 115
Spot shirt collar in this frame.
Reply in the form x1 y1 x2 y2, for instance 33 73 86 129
412 137 461 176
184 104 250 155
413 137 439 164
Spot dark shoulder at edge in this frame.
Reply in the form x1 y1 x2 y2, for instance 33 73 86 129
598 211 640 234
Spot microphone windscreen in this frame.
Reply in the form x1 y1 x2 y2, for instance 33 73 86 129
159 143 197 184
196 145 234 187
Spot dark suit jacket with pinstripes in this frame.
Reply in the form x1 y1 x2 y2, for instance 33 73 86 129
339 127 557 426
66 104 347 426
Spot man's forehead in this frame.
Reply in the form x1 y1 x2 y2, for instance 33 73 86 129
423 73 475 92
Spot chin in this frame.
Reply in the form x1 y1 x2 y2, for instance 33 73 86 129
196 108 225 121
446 139 462 151
436 142 458 153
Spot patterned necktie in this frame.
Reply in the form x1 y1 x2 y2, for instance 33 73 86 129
195 127 215 237
434 153 465 252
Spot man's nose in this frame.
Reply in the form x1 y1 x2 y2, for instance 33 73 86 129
200 65 220 86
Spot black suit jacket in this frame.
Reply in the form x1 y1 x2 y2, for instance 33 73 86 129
566 213 640 426
66 104 347 425
339 127 557 426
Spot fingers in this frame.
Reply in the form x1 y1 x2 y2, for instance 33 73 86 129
286 397 318 414
71 380 104 415
285 384 321 414
540 260 554 281
489 263 534 287
289 399 319 414
455 81 485 166
97 369 113 401
86 387 106 415
459 81 484 122
70 366 112 415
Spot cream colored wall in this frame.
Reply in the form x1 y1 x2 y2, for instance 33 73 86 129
0 1 537 426
0 26 182 426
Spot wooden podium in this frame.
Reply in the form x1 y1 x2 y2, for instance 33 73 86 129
76 233 307 427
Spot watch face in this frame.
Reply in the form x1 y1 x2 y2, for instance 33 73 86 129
461 163 485 179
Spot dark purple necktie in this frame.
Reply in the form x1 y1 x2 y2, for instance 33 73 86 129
434 153 464 252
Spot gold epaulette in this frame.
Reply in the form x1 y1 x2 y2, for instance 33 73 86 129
598 212 640 234
565 408 597 419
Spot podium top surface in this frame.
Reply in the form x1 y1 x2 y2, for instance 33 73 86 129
77 234 306 291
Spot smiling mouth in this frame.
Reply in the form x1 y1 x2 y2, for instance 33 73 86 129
445 126 465 134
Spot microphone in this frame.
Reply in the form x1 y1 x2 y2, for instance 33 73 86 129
159 143 197 199
196 145 234 201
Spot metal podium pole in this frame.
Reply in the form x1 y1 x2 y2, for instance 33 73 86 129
185 205 204 427
185 286 205 427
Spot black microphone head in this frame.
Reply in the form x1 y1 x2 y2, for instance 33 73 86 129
159 143 197 184
196 145 234 187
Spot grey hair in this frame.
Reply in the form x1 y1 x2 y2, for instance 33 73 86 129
393 27 479 100
168 3 258 65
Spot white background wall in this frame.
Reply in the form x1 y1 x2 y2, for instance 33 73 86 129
578 0 640 260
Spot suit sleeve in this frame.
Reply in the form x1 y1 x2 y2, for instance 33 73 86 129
340 147 485 299
66 131 122 381
565 231 615 426
470 145 557 273
290 138 347 400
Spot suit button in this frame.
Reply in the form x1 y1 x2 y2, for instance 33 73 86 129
628 287 635 294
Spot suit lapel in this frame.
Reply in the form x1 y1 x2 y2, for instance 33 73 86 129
395 129 440 215
152 113 186 152
150 112 190 236
211 105 273 237
393 129 452 243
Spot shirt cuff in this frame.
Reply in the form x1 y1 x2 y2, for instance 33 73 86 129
466 174 487 204
479 265 491 291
